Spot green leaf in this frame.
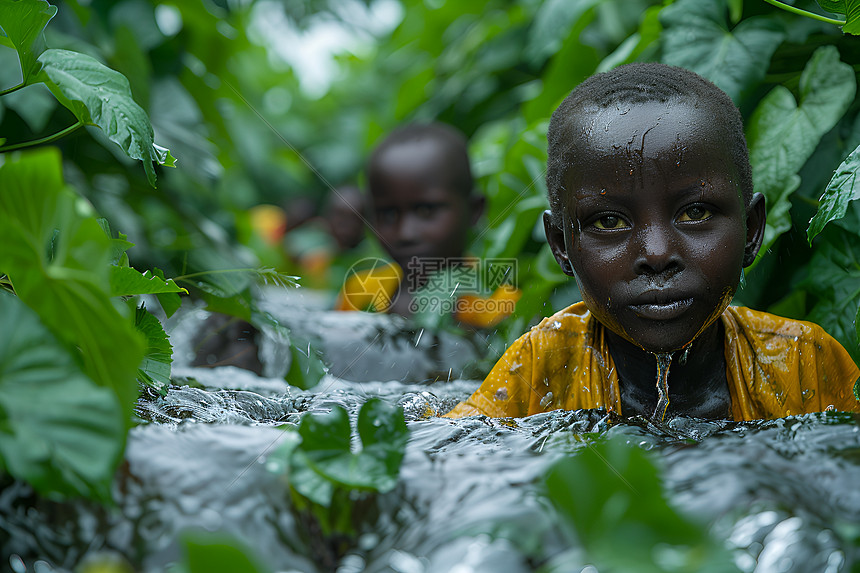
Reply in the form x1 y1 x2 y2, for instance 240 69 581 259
523 0 603 67
596 5 663 73
35 49 175 187
0 0 56 83
728 0 744 23
290 399 408 505
856 301 860 349
152 268 183 318
0 149 145 421
0 291 124 501
285 335 326 391
135 305 173 392
746 46 856 258
808 143 860 243
355 398 410 488
545 437 739 572
817 0 845 13
800 230 860 363
660 0 785 103
816 1 860 33
522 1 602 124
110 266 187 297
178 531 271 573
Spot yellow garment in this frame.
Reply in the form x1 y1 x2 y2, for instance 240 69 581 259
334 262 520 328
445 302 860 421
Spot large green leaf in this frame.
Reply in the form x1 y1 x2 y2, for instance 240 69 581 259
808 143 860 242
800 230 860 362
0 0 56 84
660 0 785 103
0 148 145 419
746 46 855 258
35 49 175 187
0 291 124 500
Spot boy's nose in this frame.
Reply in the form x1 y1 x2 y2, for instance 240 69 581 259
632 224 682 276
395 213 421 244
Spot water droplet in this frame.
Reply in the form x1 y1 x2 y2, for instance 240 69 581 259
9 555 26 573
494 387 508 401
540 392 553 408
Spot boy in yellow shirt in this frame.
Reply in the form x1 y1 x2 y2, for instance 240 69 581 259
336 122 520 328
447 63 859 421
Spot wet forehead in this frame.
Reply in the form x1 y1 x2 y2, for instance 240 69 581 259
564 98 735 192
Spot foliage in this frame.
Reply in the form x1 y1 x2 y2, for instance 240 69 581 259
0 291 124 500
543 437 738 573
270 399 408 562
0 0 174 184
172 532 271 573
0 147 187 498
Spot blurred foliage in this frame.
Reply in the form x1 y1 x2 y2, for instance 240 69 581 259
542 437 739 573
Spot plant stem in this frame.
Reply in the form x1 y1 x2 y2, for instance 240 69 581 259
0 82 26 97
763 0 846 26
0 121 83 153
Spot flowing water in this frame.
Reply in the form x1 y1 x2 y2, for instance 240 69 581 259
2 291 859 572
652 352 673 423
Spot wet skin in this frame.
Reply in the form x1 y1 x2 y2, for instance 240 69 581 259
369 138 484 316
545 99 766 419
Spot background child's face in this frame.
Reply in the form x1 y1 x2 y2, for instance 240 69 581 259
369 139 477 273
547 99 762 353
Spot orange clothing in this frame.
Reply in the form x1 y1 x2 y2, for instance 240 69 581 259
445 302 860 421
334 261 521 328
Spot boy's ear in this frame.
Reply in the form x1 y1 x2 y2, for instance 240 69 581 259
543 210 575 276
743 192 766 267
469 192 486 225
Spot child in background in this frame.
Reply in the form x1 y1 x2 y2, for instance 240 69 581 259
446 63 859 421
336 122 520 328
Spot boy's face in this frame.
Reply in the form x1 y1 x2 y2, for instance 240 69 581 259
369 139 481 273
546 99 764 353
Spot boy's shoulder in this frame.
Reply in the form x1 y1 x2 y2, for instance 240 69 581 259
722 305 859 417
531 301 593 334
723 305 828 338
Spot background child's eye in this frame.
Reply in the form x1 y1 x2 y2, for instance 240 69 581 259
593 215 629 230
376 208 398 224
414 204 439 218
678 206 712 222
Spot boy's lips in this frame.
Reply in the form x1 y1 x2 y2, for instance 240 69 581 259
628 297 694 320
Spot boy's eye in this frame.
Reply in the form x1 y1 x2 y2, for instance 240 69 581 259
593 215 630 230
678 206 712 222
